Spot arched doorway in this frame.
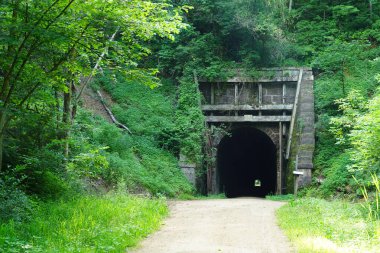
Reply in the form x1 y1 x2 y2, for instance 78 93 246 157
217 127 277 198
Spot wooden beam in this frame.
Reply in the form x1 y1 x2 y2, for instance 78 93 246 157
198 68 313 83
206 115 291 123
202 104 293 111
278 122 283 194
199 77 301 83
258 84 263 105
259 84 263 116
210 84 215 105
234 83 238 105
286 69 303 159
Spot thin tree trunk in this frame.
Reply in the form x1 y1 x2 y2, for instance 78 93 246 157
71 83 77 120
289 0 293 12
97 90 132 134
341 60 346 95
76 27 119 101
0 133 3 172
369 0 373 19
62 80 73 158
0 109 11 172
54 90 61 131
0 111 6 172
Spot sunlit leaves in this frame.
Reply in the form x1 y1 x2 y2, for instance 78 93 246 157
349 88 380 174
0 0 189 132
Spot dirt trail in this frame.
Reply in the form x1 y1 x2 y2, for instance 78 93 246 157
131 198 293 253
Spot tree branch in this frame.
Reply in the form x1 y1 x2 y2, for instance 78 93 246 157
18 82 42 107
2 0 62 95
76 27 120 101
47 23 91 73
2 0 78 105
97 90 132 134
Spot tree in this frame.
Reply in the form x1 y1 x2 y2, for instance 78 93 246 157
0 0 189 170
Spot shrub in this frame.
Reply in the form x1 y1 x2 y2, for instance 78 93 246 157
319 153 351 197
0 176 34 222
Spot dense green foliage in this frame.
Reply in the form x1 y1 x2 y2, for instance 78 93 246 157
174 72 205 164
1 1 192 250
154 0 297 78
89 73 193 196
292 1 380 200
0 0 192 205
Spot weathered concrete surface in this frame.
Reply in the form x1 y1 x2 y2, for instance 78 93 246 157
131 198 293 253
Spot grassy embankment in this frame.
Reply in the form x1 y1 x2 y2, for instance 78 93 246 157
0 74 193 252
0 194 167 252
277 198 380 253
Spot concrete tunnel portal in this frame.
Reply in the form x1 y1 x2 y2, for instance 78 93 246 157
217 127 277 198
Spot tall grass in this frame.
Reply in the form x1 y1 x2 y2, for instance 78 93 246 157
0 194 168 252
277 198 380 253
354 174 380 221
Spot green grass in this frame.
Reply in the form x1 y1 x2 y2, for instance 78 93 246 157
277 198 380 253
0 194 168 253
177 193 226 200
266 194 294 202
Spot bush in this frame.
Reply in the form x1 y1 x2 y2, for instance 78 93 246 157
0 176 34 222
319 153 351 197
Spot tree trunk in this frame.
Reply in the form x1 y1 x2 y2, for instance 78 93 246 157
71 83 77 120
289 0 293 12
341 60 346 95
0 133 3 172
54 90 60 131
62 80 72 158
0 110 8 172
369 0 373 19
76 27 119 101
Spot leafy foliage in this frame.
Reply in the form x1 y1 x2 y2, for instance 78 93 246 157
0 176 34 222
82 73 194 196
0 0 193 200
287 0 380 199
174 70 205 164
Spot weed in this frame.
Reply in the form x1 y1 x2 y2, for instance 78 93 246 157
354 174 380 221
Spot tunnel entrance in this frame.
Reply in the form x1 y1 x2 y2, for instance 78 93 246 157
217 127 277 198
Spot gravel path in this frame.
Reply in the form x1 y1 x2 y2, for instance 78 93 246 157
131 198 293 253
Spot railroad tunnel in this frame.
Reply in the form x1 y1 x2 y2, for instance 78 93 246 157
217 127 277 198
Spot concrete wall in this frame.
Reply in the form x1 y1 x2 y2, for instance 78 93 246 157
294 69 315 186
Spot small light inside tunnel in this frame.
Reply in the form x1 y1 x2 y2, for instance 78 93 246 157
254 180 261 187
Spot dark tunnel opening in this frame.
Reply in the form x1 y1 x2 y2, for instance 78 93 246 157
217 127 277 198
